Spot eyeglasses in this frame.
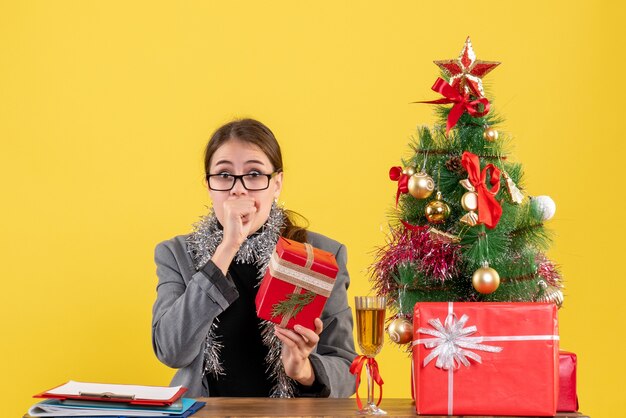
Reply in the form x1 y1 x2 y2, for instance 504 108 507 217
206 170 281 191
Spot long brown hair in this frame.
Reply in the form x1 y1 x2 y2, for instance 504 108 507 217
204 118 308 242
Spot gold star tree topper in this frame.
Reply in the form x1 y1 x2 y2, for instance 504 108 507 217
434 37 500 98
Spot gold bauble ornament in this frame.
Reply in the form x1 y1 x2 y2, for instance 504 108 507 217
402 166 416 176
387 317 413 344
408 171 435 199
536 279 564 308
483 127 499 142
472 265 501 294
425 191 451 224
460 191 478 211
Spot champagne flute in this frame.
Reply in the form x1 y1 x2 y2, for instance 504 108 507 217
355 296 387 415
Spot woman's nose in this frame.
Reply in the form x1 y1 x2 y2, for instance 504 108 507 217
230 177 248 195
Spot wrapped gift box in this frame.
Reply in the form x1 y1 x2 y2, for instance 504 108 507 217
255 237 338 330
558 350 579 412
412 302 559 416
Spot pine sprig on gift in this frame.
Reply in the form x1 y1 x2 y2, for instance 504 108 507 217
271 291 316 319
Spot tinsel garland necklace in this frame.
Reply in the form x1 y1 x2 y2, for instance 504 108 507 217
186 202 296 398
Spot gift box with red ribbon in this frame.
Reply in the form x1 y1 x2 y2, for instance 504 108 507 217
412 302 559 416
558 350 579 412
255 237 338 330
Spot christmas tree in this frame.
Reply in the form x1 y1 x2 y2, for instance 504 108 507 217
372 37 563 346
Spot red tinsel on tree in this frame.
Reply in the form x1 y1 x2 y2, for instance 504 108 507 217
536 253 562 287
370 224 462 297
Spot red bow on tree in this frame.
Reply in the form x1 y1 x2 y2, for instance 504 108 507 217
349 355 384 410
416 78 491 135
389 166 410 207
401 219 428 232
461 151 503 229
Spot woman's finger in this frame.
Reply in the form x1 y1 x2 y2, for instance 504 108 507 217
314 318 324 335
274 328 298 349
224 198 256 215
275 326 307 344
294 325 319 346
275 326 309 350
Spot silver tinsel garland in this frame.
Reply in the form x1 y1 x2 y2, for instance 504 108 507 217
186 202 296 398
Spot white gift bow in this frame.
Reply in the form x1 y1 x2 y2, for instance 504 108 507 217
415 313 503 370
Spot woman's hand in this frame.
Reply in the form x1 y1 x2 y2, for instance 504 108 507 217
211 197 257 275
221 197 258 250
274 318 324 386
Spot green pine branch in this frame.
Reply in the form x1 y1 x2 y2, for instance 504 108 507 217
271 291 316 319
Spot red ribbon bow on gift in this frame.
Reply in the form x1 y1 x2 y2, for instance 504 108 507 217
389 166 410 207
461 151 502 229
417 77 491 135
349 355 384 410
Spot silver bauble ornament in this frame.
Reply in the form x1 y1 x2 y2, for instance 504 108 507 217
531 195 556 221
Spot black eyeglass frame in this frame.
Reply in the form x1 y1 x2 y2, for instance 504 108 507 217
206 170 282 191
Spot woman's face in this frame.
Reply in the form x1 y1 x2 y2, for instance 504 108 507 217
207 138 283 234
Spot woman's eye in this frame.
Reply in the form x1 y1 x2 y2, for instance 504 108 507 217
218 172 232 178
247 171 262 177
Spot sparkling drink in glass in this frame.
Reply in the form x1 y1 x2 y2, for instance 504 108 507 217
355 296 387 415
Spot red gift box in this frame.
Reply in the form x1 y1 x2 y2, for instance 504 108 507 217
558 350 579 412
412 302 559 416
255 237 338 330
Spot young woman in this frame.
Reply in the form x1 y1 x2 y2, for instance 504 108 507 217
151 119 356 398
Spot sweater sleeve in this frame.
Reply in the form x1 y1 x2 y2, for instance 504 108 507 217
297 243 357 398
151 240 239 369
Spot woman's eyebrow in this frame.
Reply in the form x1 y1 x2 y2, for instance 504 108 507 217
244 159 267 165
213 159 233 167
213 159 267 167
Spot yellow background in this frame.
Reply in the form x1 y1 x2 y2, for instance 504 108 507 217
1 1 623 417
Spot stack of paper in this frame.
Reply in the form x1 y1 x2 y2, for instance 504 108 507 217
25 381 204 418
